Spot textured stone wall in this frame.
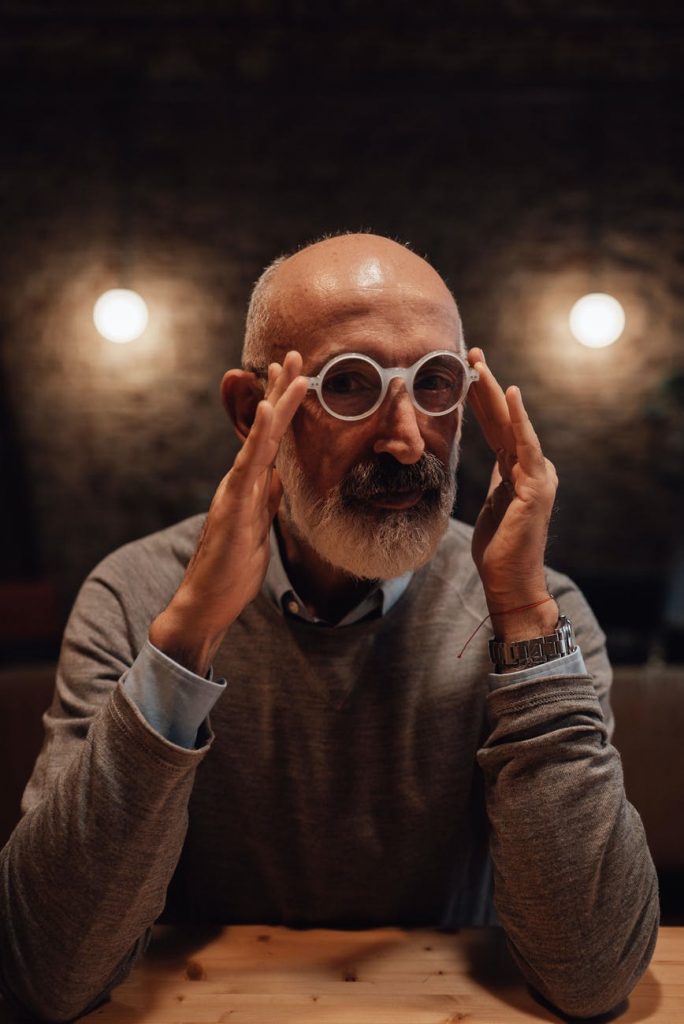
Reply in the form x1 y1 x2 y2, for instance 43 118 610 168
1 4 682 659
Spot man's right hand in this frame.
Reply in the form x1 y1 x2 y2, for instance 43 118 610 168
149 351 308 676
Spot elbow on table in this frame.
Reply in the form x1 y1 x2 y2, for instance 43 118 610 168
525 905 660 1020
0 931 150 1024
0 974 112 1024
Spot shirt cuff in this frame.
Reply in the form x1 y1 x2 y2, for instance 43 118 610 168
122 639 226 749
488 646 587 690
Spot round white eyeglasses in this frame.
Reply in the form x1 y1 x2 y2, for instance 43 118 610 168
246 350 478 421
302 350 478 421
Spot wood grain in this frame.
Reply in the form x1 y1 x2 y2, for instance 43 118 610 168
1 926 680 1023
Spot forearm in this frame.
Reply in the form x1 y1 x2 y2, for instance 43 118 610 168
477 671 659 1019
149 596 228 679
0 684 210 1023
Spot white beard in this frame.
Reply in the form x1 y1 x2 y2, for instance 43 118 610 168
275 431 459 580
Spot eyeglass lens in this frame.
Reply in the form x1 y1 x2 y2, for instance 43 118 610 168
320 353 466 418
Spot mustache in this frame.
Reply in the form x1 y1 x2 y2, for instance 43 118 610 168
339 452 452 502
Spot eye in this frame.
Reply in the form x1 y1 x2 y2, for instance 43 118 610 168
414 371 458 393
323 370 376 395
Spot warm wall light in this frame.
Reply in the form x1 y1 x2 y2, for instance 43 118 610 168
93 289 149 343
569 293 625 348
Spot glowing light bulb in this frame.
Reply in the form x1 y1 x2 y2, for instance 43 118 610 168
569 293 625 348
93 289 149 343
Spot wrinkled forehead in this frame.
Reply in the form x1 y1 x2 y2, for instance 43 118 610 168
268 272 463 367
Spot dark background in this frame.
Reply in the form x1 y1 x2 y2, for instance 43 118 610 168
1 0 683 663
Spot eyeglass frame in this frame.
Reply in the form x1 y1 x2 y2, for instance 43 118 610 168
245 349 479 422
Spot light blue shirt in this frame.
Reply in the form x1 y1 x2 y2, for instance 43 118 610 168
262 525 414 625
123 525 586 749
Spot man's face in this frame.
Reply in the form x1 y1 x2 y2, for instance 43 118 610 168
270 243 464 579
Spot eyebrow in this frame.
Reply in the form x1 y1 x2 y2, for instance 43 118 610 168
309 348 350 375
244 342 462 379
309 344 460 376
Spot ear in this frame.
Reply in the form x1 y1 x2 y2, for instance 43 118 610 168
221 369 264 443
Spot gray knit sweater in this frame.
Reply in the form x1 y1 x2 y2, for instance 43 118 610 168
0 516 659 1021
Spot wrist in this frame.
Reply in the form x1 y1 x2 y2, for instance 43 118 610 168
149 598 228 677
489 613 577 674
487 594 559 643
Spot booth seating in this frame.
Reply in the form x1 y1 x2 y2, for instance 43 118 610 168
1 662 682 919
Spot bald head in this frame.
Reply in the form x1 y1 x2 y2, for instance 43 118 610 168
271 233 456 312
243 233 463 368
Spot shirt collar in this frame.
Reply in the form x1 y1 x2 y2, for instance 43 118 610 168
263 523 413 627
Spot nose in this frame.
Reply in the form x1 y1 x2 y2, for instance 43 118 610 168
372 382 425 464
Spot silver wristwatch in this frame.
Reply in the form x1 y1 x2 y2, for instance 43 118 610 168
488 615 577 673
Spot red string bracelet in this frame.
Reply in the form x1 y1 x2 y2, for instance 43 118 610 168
457 595 554 659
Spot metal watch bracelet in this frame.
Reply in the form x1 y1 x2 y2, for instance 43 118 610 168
488 615 577 674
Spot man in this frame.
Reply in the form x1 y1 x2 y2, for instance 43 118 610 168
0 233 658 1021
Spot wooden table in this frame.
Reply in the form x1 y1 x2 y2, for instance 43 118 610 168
19 925 676 1023
0 926 680 1023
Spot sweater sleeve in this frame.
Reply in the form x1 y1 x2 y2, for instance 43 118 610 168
0 567 213 1023
123 640 226 749
476 575 659 1019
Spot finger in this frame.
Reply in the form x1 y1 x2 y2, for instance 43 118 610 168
232 354 307 498
468 346 484 369
492 477 516 521
237 373 308 493
470 359 517 454
485 459 503 499
473 364 516 448
266 350 303 406
253 376 307 513
283 349 303 376
505 386 546 477
496 446 518 485
467 351 509 444
270 373 309 440
273 351 304 410
265 361 283 404
267 468 284 520
231 400 277 492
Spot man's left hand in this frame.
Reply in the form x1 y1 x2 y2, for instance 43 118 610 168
467 347 559 639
